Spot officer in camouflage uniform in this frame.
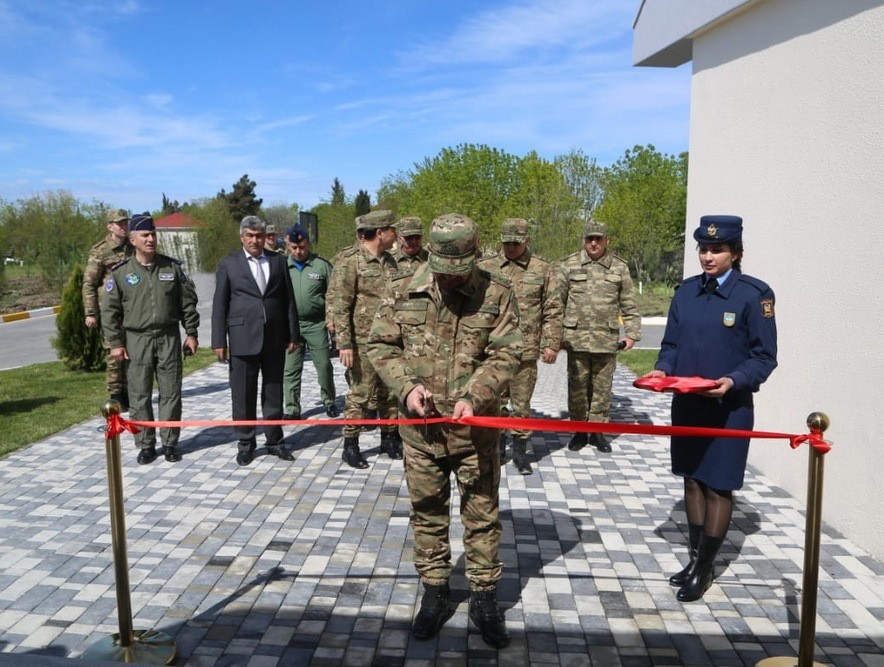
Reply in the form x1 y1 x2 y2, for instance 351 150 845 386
479 218 562 475
331 210 399 467
391 216 428 271
101 214 199 464
367 213 521 648
557 219 641 453
83 208 133 407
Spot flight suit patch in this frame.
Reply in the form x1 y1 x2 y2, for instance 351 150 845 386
125 273 140 286
723 312 736 327
760 299 774 318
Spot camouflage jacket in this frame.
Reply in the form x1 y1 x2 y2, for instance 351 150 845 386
100 255 199 349
82 234 132 317
330 244 397 350
479 249 562 359
556 248 641 352
389 247 429 302
366 263 522 456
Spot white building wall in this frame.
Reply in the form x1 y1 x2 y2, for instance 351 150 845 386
685 0 884 559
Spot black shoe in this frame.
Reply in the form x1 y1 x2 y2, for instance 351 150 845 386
498 432 508 463
137 446 157 465
380 431 403 460
342 437 369 469
468 588 510 648
236 449 253 466
567 432 587 451
325 403 340 418
412 583 452 640
267 445 294 461
594 433 613 453
162 446 181 463
512 437 533 475
676 533 725 602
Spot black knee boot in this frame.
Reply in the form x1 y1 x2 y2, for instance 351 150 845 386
669 523 702 586
677 533 724 602
412 582 452 639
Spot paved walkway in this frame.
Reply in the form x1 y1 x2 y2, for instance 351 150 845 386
0 356 882 666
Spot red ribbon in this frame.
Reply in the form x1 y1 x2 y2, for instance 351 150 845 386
103 413 830 454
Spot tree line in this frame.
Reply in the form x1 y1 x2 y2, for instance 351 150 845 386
0 143 687 294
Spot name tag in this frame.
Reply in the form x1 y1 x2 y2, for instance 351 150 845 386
307 272 322 281
159 272 175 282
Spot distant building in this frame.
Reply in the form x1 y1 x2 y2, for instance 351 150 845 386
155 212 201 275
634 0 884 561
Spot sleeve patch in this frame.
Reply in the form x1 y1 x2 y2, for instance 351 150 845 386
104 278 115 292
761 299 774 318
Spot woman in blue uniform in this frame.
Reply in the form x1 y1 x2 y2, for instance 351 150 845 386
643 215 777 602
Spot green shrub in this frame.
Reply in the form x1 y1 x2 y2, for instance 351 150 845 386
52 263 105 371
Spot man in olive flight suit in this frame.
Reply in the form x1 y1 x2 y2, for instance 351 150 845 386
101 213 199 464
367 213 522 649
282 224 338 419
83 208 133 408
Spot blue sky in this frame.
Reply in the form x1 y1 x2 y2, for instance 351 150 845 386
0 0 690 214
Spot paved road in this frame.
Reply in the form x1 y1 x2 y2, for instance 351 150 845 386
0 272 217 371
0 270 664 370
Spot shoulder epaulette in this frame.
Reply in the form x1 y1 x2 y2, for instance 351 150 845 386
479 268 512 288
737 273 772 293
110 257 131 271
157 253 181 265
90 239 105 251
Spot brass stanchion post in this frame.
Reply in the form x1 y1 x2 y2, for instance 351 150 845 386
757 412 830 667
82 400 176 665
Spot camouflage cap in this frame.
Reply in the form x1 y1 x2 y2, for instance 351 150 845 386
106 209 129 224
356 209 396 231
500 217 529 242
583 219 608 238
396 216 423 237
265 225 277 235
428 213 478 275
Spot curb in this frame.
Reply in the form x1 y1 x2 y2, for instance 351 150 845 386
0 305 61 323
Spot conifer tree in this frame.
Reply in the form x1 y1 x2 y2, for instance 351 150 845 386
52 264 105 371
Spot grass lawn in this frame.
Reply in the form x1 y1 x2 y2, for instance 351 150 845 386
618 348 659 378
0 349 218 458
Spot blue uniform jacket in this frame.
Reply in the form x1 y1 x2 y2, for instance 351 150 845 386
655 271 777 393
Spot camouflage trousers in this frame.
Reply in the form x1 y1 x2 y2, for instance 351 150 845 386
342 344 397 437
500 358 538 438
403 436 503 591
104 340 127 396
566 351 616 422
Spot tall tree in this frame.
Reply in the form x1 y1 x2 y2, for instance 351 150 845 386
218 174 262 221
161 193 183 215
595 145 688 283
354 190 371 216
192 197 239 270
330 178 346 206
555 149 604 218
262 203 300 233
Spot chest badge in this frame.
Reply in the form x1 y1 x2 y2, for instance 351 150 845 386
125 273 141 286
159 271 175 282
722 312 736 327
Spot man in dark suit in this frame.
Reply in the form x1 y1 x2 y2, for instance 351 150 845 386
212 215 300 465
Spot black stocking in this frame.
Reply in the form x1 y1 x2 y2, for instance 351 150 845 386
702 485 733 538
683 477 706 527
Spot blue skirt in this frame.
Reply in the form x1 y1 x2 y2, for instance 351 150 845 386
670 392 754 491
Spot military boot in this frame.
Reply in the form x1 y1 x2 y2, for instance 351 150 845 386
342 436 369 469
468 587 510 648
676 533 725 602
498 432 508 463
411 582 452 639
669 523 702 587
380 430 403 460
567 432 587 451
511 436 533 475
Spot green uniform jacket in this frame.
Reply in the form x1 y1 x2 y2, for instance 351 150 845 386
82 234 132 317
101 255 200 348
330 244 397 350
287 253 332 323
556 248 641 352
480 249 562 360
366 264 522 456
